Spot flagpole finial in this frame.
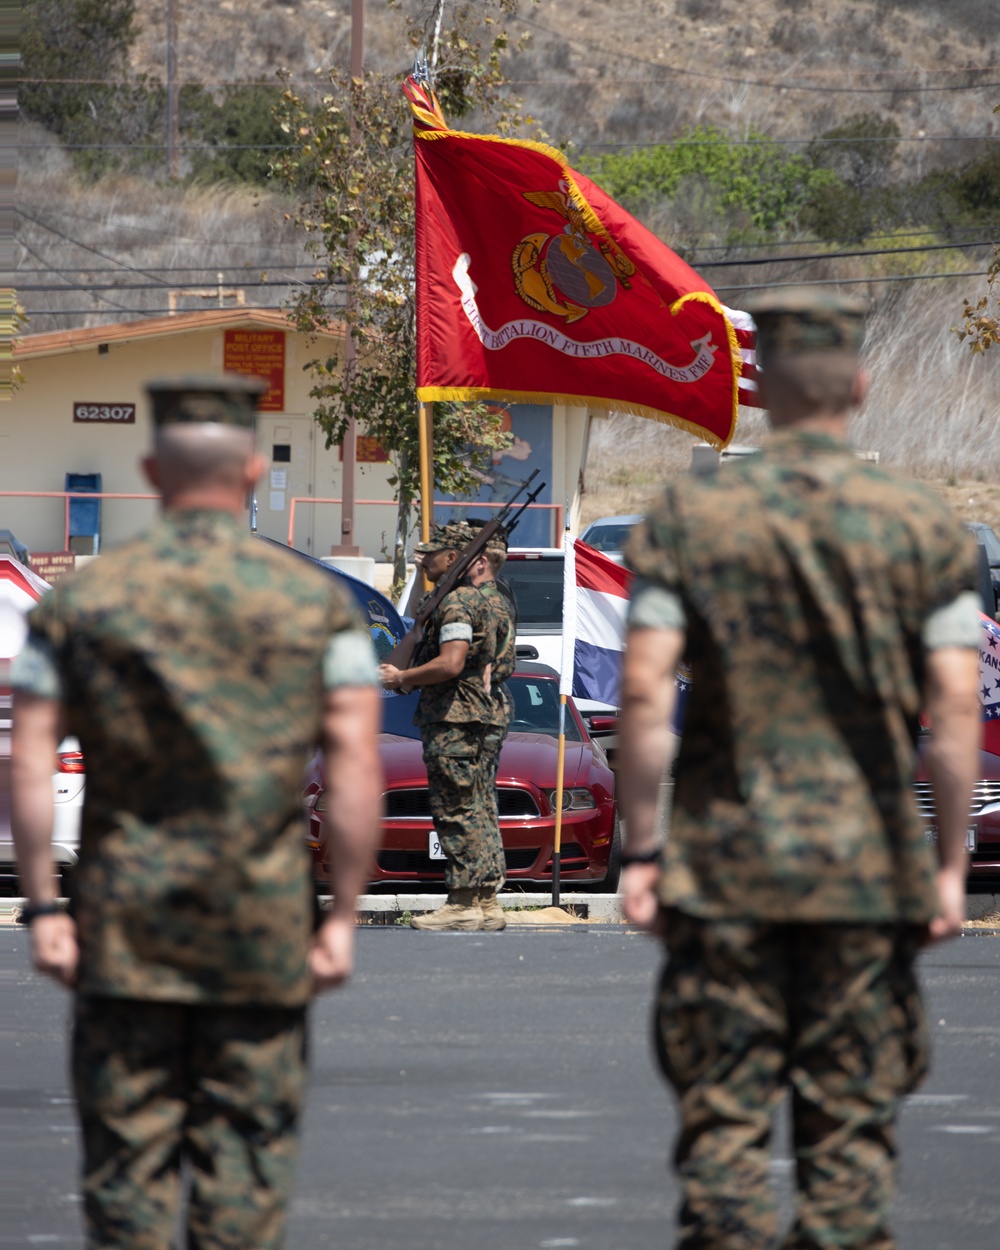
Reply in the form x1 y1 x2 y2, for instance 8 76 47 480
412 50 432 88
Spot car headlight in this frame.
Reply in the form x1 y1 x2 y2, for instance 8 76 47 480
546 787 596 812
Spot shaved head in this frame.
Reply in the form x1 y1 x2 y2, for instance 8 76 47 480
151 423 257 494
758 352 865 425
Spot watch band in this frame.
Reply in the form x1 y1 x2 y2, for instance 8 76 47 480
619 847 663 868
19 900 64 925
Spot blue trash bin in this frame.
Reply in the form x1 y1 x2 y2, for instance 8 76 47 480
66 472 102 554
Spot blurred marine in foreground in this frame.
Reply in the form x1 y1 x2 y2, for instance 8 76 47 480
618 288 982 1249
11 376 382 1250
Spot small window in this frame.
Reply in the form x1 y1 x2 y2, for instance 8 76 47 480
272 444 291 462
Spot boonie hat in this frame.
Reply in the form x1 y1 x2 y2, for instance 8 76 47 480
414 520 475 555
146 373 267 428
744 286 868 358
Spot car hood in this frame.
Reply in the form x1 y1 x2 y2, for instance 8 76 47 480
378 731 593 789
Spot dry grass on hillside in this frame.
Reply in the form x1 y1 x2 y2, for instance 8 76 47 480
583 282 1000 532
18 134 315 332
127 0 1000 165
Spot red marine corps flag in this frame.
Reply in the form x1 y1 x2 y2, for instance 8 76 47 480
404 76 753 447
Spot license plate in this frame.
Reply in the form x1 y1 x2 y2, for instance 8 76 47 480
428 830 447 860
925 826 977 851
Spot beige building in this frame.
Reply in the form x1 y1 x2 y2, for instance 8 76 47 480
1 310 590 568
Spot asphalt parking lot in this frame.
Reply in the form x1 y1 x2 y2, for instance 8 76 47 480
5 924 1000 1250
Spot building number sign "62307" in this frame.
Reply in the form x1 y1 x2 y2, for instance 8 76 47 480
73 402 136 424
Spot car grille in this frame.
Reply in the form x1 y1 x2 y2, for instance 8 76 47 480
385 788 540 818
912 780 1000 821
377 847 540 874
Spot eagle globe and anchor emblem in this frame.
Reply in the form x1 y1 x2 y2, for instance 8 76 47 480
511 180 638 322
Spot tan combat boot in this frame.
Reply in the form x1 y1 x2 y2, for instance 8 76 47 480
410 888 484 931
477 889 507 932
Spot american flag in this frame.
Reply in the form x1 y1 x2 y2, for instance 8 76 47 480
723 304 763 409
979 612 1000 720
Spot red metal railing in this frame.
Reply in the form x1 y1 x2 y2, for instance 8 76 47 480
0 490 160 552
286 496 564 549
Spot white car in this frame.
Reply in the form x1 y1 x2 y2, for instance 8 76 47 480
0 689 83 897
579 515 643 564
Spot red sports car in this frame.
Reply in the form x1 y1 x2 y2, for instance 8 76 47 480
914 733 1000 879
305 662 620 889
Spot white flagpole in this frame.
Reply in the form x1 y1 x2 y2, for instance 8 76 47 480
553 522 576 907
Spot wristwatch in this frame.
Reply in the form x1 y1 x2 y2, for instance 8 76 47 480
619 847 663 868
19 900 64 926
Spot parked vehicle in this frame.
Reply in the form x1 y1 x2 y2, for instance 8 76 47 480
305 663 620 891
579 515 642 563
914 733 1000 880
966 522 1000 620
399 547 619 729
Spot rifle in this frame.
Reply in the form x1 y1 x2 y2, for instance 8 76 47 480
385 469 546 671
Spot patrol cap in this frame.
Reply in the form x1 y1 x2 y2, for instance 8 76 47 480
744 286 868 359
413 520 474 554
145 373 267 428
467 518 509 561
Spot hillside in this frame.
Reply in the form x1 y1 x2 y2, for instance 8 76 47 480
124 0 999 164
16 0 1000 493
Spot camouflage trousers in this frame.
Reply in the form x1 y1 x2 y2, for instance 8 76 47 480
654 912 928 1250
72 995 308 1250
422 722 506 892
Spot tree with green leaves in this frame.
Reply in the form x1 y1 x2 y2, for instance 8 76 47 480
273 1 535 585
579 126 840 251
20 0 155 176
953 105 1000 356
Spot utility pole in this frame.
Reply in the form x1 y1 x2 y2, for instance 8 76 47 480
333 0 364 556
166 0 179 179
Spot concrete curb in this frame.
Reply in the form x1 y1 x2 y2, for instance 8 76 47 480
345 892 626 925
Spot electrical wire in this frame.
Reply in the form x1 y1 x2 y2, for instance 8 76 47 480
517 13 1000 95
18 209 171 287
19 266 995 319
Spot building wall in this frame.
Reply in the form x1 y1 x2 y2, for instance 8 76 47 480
1 323 592 561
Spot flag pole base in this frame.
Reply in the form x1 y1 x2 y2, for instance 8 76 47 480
551 852 560 908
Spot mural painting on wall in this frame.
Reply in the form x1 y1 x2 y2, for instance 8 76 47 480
437 403 554 549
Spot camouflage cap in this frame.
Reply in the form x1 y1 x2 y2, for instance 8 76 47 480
467 518 509 561
745 286 868 358
145 373 267 428
413 520 475 554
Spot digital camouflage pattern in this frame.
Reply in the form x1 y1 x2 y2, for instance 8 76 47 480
413 519 474 554
626 429 979 924
655 912 927 1250
415 580 513 890
73 995 306 1250
24 509 364 1005
146 374 265 427
745 286 868 357
423 723 506 890
414 582 512 729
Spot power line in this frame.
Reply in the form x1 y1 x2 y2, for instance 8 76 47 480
18 209 171 286
17 133 999 153
13 243 995 292
518 13 1000 95
712 269 993 293
695 239 998 270
17 238 136 314
20 267 994 319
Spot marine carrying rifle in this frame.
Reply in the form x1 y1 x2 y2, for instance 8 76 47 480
385 469 546 671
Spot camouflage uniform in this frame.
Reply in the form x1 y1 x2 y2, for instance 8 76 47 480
414 577 512 892
626 290 980 1249
12 378 377 1250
